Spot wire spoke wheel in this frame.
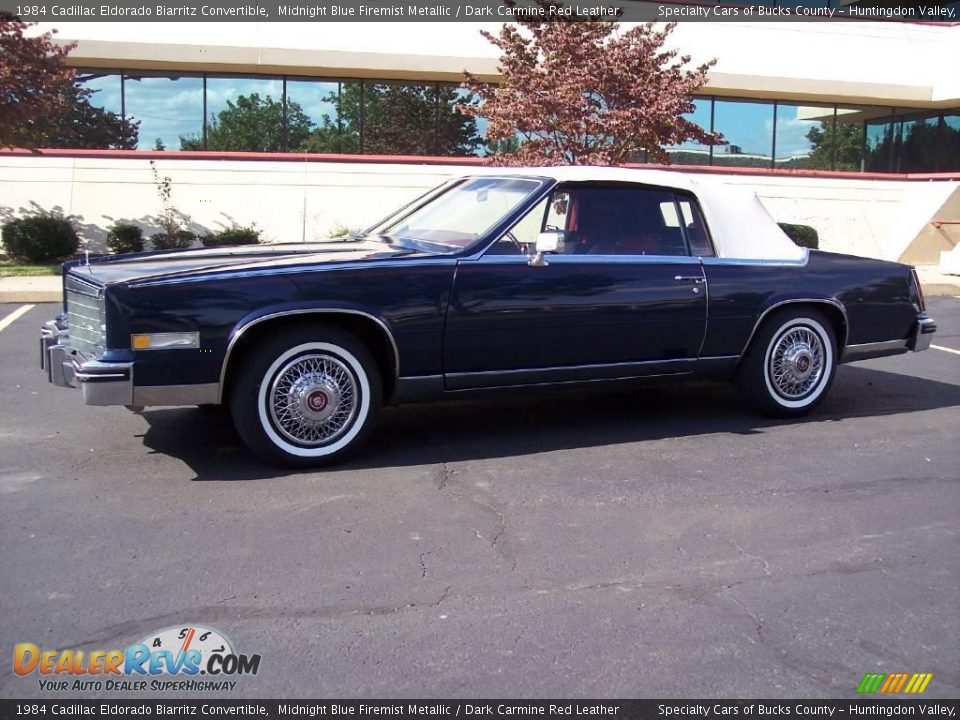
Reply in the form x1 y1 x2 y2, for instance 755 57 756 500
767 325 825 400
268 353 359 446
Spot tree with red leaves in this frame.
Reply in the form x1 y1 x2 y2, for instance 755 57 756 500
0 14 76 147
461 6 721 166
0 14 137 149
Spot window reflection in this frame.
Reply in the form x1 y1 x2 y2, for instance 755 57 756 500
438 83 483 157
900 114 941 173
202 76 285 152
864 113 899 173
122 73 203 151
666 97 713 166
829 106 869 171
57 70 960 173
361 81 438 155
774 103 834 170
77 73 122 114
943 115 960 172
712 100 774 168
286 79 349 153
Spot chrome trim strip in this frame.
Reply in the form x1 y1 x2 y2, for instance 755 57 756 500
698 354 740 363
75 371 127 380
468 254 704 266
444 357 694 379
445 370 693 394
133 383 220 407
841 339 909 362
739 298 849 359
65 273 104 297
217 309 400 403
701 250 810 268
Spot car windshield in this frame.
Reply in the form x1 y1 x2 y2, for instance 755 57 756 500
373 177 542 251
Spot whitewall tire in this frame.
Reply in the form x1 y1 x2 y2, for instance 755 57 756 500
230 326 382 467
737 308 837 418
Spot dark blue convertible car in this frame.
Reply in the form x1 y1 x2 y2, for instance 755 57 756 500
40 168 937 466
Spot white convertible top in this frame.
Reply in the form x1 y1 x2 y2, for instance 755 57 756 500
484 166 806 262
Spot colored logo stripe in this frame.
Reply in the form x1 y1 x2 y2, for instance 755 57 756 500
857 674 885 693
857 673 932 694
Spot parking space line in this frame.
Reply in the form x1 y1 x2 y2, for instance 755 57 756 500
0 304 35 333
931 344 960 356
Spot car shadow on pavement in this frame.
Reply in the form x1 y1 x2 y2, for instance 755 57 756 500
136 365 960 481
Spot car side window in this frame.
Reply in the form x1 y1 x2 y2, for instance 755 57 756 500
564 186 689 257
676 197 716 258
488 185 709 258
488 196 551 255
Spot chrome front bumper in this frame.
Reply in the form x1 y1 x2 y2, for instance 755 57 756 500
40 319 133 406
911 315 937 352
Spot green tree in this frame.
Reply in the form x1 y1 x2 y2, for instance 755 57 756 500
303 83 480 156
181 93 313 152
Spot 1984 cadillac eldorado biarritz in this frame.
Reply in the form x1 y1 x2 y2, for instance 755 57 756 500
40 167 937 466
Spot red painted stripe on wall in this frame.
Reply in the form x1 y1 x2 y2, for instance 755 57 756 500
1 147 958 182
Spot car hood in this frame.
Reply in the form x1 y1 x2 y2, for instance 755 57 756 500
65 237 441 287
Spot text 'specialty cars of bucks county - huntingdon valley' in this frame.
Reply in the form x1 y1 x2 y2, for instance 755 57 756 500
40 167 937 467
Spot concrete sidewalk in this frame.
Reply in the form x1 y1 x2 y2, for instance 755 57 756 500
916 266 960 297
0 275 62 303
2 266 959 304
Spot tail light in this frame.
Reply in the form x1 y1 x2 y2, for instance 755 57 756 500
910 268 926 313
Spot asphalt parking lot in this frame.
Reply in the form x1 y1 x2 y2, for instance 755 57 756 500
0 298 958 700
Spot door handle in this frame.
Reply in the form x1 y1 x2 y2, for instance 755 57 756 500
674 275 705 283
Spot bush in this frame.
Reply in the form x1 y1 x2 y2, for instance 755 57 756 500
1 213 80 263
778 223 819 250
106 223 145 255
202 225 262 248
150 230 195 251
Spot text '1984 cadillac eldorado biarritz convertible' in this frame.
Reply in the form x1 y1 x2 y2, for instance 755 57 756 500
40 167 936 467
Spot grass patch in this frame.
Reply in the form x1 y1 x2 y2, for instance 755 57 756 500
0 262 61 277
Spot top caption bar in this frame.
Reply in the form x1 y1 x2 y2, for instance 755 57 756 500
2 0 958 22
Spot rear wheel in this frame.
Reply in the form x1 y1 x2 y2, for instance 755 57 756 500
736 308 837 418
230 326 382 467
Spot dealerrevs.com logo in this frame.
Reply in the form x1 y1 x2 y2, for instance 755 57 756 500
13 625 262 692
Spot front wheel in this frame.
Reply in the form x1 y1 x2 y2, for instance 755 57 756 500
736 308 837 418
230 326 382 467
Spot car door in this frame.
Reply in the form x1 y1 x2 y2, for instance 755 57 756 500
443 182 708 390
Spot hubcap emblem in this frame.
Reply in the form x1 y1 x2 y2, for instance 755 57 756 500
307 391 329 413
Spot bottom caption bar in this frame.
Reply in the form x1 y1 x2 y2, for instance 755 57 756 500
1 700 958 720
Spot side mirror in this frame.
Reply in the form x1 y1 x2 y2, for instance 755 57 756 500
529 231 563 267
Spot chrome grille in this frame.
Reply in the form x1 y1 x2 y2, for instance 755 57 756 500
65 274 106 357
